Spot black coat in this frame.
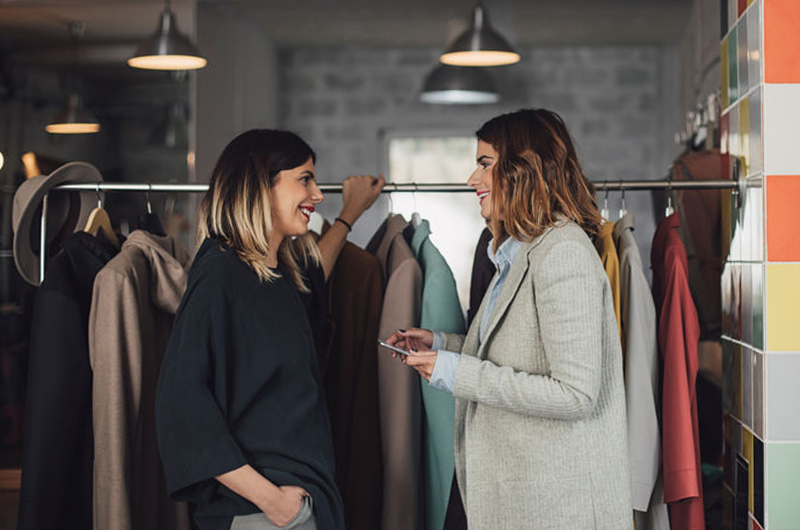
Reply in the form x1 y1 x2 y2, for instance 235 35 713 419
17 232 117 530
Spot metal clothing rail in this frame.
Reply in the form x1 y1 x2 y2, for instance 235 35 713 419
38 178 742 284
54 179 740 193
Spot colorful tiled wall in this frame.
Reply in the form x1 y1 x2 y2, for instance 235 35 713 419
721 1 800 528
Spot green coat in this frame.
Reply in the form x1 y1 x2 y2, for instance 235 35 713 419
409 220 465 530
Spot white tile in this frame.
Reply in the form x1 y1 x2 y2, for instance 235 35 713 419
738 15 749 95
766 353 800 441
763 84 800 175
754 349 765 439
750 87 763 176
743 346 753 429
748 0 762 89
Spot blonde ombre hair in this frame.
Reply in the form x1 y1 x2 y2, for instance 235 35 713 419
476 109 602 251
197 129 321 291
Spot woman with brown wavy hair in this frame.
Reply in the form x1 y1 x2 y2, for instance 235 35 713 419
387 109 632 529
156 129 383 530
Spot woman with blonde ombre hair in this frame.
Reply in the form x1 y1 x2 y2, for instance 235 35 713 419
387 109 632 529
156 129 383 530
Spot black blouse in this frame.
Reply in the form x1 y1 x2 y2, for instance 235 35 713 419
155 238 344 530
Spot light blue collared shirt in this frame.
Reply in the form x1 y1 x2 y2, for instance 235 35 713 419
429 237 523 393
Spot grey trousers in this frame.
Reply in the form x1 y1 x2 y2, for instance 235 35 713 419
230 497 316 530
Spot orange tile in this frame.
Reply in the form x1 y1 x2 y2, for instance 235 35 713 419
764 0 800 83
766 175 800 260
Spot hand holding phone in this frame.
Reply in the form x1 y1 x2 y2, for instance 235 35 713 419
378 340 411 356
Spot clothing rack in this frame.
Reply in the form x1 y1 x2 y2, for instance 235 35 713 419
54 179 739 193
38 178 743 284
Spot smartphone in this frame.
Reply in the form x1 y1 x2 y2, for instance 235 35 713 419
378 339 411 356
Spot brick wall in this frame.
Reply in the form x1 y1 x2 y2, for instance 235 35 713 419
279 45 678 273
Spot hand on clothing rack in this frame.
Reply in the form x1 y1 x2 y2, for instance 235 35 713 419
316 174 386 280
339 174 386 227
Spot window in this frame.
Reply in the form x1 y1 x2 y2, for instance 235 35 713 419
384 133 486 315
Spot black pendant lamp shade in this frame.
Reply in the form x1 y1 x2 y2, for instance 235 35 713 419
46 94 101 135
420 65 500 105
128 7 207 70
440 3 520 67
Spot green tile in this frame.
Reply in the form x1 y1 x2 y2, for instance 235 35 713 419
767 443 800 528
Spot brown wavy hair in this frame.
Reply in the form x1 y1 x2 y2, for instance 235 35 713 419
476 109 602 249
197 129 321 291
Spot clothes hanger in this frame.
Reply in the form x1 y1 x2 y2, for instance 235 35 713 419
664 180 675 217
600 184 610 221
617 181 627 220
136 183 166 236
84 182 120 249
410 182 422 228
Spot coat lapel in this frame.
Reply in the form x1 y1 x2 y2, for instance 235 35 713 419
472 227 555 359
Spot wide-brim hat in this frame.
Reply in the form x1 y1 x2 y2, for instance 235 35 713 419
12 162 103 286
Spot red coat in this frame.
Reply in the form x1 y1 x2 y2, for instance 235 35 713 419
651 213 705 530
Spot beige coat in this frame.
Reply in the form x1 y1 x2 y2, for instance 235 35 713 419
89 230 191 530
366 214 423 530
442 222 632 530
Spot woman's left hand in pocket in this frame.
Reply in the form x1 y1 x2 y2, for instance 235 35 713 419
404 350 438 381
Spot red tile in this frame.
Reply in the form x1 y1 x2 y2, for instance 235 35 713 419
764 0 800 83
739 0 748 17
766 174 800 261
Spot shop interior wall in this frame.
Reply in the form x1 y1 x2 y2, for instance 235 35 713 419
677 0 723 135
277 45 678 277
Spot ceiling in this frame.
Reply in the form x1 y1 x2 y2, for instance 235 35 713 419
0 0 692 55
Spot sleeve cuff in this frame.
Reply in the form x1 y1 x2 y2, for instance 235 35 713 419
431 331 446 351
429 349 460 394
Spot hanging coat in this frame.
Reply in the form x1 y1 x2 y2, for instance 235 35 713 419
366 214 423 530
88 230 191 530
17 231 117 530
673 149 722 339
321 240 384 530
444 228 493 530
594 221 622 340
409 220 465 530
467 228 494 327
651 213 705 530
614 214 670 530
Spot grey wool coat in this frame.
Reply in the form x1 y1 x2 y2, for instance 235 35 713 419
441 221 632 530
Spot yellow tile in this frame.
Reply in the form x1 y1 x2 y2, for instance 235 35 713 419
743 427 754 514
766 264 800 351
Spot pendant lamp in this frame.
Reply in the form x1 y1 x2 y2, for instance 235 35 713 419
46 22 101 135
420 65 500 105
128 0 207 71
46 93 101 134
440 2 520 67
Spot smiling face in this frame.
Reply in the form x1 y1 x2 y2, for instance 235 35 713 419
269 158 323 247
467 140 499 221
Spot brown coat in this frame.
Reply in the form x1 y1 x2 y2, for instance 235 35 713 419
88 230 191 530
320 241 384 530
366 215 423 530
